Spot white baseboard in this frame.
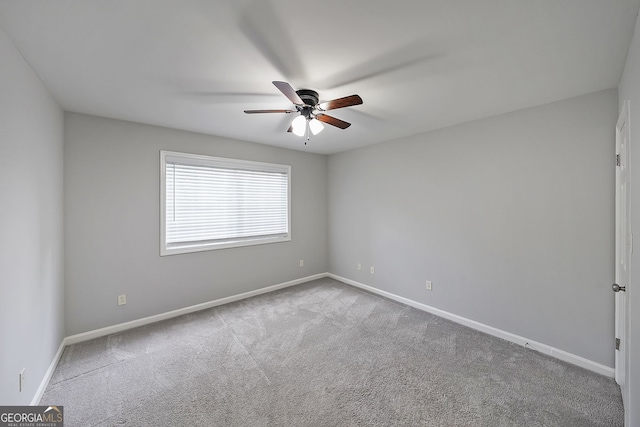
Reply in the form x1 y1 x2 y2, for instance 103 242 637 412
31 339 66 405
37 274 327 404
328 273 615 378
36 271 613 403
65 273 326 346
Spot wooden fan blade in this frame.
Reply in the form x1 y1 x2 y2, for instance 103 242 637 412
244 109 295 114
315 114 351 129
318 95 363 111
273 81 304 105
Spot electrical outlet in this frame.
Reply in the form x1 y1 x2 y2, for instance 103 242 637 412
370 266 375 275
426 281 432 291
299 259 304 267
357 263 362 271
117 295 127 305
19 369 25 392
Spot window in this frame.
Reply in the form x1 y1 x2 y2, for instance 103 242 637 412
160 151 290 256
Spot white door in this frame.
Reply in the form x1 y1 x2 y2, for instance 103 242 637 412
615 100 630 386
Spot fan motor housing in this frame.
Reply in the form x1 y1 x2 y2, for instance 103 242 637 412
296 89 319 107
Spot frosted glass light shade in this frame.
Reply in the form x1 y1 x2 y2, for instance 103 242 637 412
291 115 306 136
309 119 324 135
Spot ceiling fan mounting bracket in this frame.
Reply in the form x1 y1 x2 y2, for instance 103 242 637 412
295 89 319 107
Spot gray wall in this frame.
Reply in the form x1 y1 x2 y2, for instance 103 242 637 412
328 89 617 367
0 28 64 404
618 10 640 425
0 20 620 405
64 113 327 336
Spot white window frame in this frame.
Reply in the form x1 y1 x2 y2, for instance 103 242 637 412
160 150 291 256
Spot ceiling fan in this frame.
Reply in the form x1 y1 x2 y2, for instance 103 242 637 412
244 81 363 143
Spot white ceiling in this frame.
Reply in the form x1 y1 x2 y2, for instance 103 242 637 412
0 0 638 154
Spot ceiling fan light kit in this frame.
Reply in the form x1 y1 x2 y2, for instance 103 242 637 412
291 115 307 136
308 118 324 135
291 115 324 139
244 81 362 144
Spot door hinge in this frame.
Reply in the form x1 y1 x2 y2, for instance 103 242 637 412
616 338 620 350
616 154 621 166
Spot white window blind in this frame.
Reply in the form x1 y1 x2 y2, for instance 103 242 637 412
161 151 290 255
